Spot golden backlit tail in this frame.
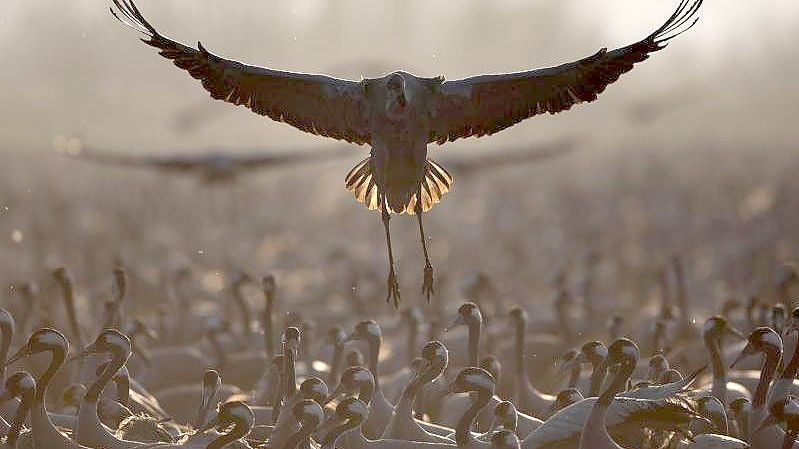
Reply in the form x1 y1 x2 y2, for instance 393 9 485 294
345 157 380 210
345 157 453 214
406 158 453 215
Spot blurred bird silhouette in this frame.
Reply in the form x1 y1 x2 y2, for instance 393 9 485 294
59 145 353 184
110 0 703 306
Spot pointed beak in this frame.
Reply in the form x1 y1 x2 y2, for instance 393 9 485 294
444 315 464 333
69 343 98 363
2 346 30 369
730 347 751 370
725 325 746 340
0 389 13 404
323 385 344 406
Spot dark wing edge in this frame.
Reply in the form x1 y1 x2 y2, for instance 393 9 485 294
429 0 703 145
110 0 371 145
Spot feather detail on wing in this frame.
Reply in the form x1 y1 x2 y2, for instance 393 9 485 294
111 0 370 145
429 0 703 144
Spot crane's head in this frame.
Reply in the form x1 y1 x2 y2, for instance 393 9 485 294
385 72 408 115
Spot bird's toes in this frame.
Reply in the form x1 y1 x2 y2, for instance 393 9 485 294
386 269 401 308
422 264 434 302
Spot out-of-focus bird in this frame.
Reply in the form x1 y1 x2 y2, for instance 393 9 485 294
110 0 704 305
58 145 353 184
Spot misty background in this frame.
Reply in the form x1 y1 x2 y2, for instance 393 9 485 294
1 1 798 317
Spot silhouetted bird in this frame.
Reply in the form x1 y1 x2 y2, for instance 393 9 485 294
110 0 703 306
61 145 352 184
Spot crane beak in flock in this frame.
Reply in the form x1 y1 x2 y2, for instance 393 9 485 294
69 344 99 363
729 346 753 370
1 346 31 369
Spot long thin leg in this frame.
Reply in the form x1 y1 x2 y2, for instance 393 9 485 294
380 191 401 307
417 188 434 302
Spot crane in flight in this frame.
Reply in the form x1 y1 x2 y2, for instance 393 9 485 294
110 0 703 306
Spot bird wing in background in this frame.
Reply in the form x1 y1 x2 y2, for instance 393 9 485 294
440 140 576 175
111 0 371 146
68 148 202 171
429 0 703 145
232 146 355 171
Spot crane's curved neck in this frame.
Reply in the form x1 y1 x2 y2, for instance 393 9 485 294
87 351 129 402
366 336 381 389
567 363 581 389
329 341 344 387
208 419 250 449
703 333 727 382
468 319 481 368
514 319 528 389
456 390 491 447
6 387 33 447
780 335 799 379
284 419 317 449
589 361 607 397
322 416 362 449
0 323 12 383
754 348 780 410
284 345 298 398
357 379 376 405
114 372 130 407
36 347 66 404
263 293 275 358
232 282 253 346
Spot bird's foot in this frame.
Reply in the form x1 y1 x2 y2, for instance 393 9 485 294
386 268 401 308
422 263 434 302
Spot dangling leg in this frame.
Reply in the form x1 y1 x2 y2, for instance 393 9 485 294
416 187 434 302
380 190 401 307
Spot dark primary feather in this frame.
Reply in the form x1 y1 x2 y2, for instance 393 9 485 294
429 0 703 145
110 0 371 145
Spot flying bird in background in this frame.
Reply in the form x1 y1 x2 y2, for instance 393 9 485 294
59 145 353 184
110 0 703 306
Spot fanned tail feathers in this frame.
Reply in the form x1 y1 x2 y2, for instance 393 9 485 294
345 157 453 214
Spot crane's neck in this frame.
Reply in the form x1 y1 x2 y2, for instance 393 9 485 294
366 336 381 390
284 346 298 398
208 419 250 449
86 351 128 402
263 294 275 358
36 347 65 404
6 388 33 447
705 334 728 403
232 283 253 347
329 341 344 387
567 363 581 389
283 419 316 449
468 320 481 368
514 319 528 388
322 416 362 449
753 348 781 410
780 334 799 379
456 390 491 447
588 361 607 397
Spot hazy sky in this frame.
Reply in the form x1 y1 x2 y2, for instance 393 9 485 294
1 1 797 153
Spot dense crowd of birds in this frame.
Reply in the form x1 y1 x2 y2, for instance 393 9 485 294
0 259 797 448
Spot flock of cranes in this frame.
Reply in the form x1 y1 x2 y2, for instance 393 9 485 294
0 260 798 448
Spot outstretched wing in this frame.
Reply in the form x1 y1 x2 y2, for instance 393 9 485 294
429 0 703 144
111 0 371 145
